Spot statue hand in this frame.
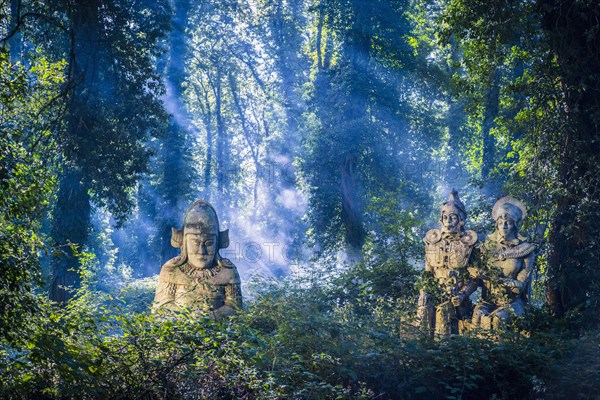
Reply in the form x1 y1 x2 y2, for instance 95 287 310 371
451 293 464 307
507 279 525 294
468 267 482 278
499 278 514 287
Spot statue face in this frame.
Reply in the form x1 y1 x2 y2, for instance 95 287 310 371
496 215 517 240
185 233 217 269
441 212 461 233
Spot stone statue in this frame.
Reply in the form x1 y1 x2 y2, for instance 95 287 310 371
152 200 242 318
417 189 479 336
471 197 535 330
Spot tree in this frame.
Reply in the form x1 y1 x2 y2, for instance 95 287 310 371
539 0 600 319
49 0 170 302
186 0 276 211
154 0 196 266
301 0 436 258
0 5 66 336
439 0 600 323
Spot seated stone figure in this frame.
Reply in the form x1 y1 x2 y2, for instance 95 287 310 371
417 190 479 336
152 200 242 318
471 197 535 330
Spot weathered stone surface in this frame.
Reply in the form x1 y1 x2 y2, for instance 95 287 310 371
471 196 535 330
417 189 479 336
152 200 242 318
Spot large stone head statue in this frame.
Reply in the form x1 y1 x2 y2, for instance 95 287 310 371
152 200 242 318
491 196 527 241
438 189 467 234
171 200 230 269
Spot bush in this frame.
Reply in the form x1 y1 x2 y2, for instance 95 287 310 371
0 266 594 399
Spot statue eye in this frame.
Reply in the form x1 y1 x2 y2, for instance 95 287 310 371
204 241 215 247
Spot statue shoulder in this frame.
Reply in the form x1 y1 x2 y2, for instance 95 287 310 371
158 255 185 279
460 230 478 246
161 255 185 270
424 228 442 245
217 258 241 284
517 235 536 252
512 241 536 258
218 257 237 269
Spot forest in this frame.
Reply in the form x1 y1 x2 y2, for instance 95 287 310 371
1 0 599 398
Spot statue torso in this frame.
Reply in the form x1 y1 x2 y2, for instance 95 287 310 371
482 239 535 304
424 228 478 294
156 258 241 312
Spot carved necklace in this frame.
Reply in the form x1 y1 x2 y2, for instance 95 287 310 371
490 241 534 261
180 263 222 282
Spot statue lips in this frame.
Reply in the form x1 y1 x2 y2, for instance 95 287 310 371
187 252 215 270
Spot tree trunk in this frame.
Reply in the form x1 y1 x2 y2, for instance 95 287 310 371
229 74 260 208
445 40 466 186
8 0 21 63
202 100 213 200
168 0 189 99
271 0 304 145
340 155 365 254
49 0 99 303
540 0 600 318
158 0 191 265
481 68 500 195
49 167 91 303
337 1 370 255
214 67 226 199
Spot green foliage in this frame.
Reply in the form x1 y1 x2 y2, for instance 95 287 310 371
0 47 64 340
62 0 171 221
327 191 422 302
437 0 600 324
300 0 438 252
1 264 593 399
2 0 600 398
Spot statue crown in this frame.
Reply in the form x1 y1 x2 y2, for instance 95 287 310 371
492 196 527 225
440 188 467 220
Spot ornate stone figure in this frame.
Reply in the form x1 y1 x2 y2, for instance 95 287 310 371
152 200 242 318
471 197 535 330
417 190 479 336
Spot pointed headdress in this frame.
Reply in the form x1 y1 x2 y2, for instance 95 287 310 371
170 200 230 249
439 189 467 222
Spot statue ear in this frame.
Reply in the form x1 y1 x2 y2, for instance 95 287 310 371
171 228 183 248
219 229 230 249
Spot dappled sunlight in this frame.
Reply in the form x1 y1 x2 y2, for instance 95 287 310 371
1 0 600 398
